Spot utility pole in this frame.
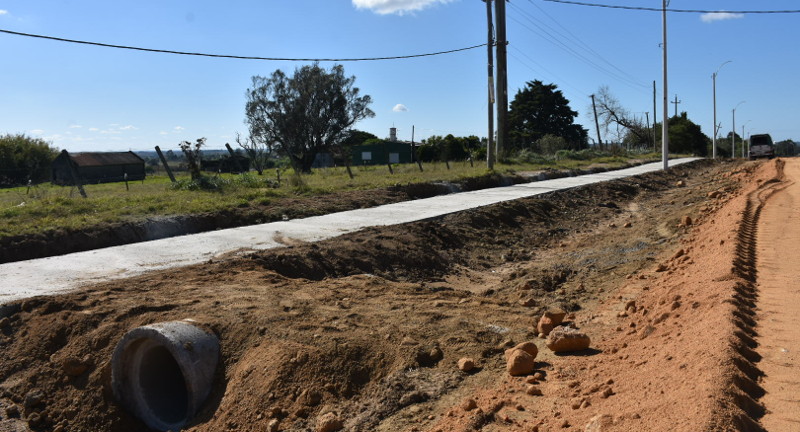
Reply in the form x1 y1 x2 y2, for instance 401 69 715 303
652 80 657 153
661 0 669 169
711 61 730 160
495 0 508 160
645 112 651 148
671 94 681 117
484 0 495 170
590 94 603 149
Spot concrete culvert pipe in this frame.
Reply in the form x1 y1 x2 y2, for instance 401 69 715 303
111 320 219 431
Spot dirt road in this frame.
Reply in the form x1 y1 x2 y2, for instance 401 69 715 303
756 159 800 431
0 158 797 432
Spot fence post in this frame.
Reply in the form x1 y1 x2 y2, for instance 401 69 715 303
62 150 87 198
155 146 176 183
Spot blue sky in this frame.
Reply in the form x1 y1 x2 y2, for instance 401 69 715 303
1 0 798 152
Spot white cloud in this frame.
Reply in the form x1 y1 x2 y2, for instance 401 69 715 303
173 126 185 131
0 10 8 16
69 124 82 129
701 12 744 23
393 103 408 112
89 127 99 132
352 0 453 15
119 125 137 131
159 131 169 135
29 129 44 135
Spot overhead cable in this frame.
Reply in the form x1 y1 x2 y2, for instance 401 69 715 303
541 0 800 14
0 28 487 62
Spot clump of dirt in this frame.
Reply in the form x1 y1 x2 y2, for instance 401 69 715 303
2 158 767 432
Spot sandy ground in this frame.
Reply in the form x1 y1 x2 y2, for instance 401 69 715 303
755 159 800 431
0 158 796 432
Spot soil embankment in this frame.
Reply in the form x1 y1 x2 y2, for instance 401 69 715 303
3 159 794 432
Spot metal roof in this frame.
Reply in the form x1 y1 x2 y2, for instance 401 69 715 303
67 152 144 167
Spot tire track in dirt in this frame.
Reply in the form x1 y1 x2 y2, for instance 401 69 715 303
752 159 800 431
722 159 788 431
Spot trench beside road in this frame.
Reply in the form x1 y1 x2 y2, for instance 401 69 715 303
755 159 800 431
0 158 698 304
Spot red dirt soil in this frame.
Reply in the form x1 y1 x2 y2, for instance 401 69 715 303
0 158 793 432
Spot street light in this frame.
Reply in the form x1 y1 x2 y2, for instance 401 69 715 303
712 60 731 159
742 120 752 158
732 100 746 158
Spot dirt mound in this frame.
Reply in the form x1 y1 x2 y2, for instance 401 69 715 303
3 158 776 432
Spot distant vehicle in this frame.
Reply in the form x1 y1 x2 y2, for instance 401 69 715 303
749 134 775 159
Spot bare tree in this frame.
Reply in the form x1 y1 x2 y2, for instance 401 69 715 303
235 132 268 175
593 86 652 147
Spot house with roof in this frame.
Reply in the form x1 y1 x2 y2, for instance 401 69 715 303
51 150 146 185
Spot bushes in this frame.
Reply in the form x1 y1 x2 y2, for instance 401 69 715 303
170 173 279 192
0 134 59 187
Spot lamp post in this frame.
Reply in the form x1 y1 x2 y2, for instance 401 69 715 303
732 100 745 158
712 61 731 159
742 120 751 158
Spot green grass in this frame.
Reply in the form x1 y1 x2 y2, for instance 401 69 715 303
0 153 661 237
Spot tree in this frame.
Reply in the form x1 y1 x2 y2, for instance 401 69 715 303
235 132 268 175
245 63 374 173
0 134 59 186
508 80 588 151
593 86 652 147
652 113 710 156
179 138 205 180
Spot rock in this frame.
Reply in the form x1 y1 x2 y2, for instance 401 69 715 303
546 326 591 353
0 317 9 329
533 372 545 381
708 190 721 199
623 222 632 228
655 263 668 272
300 389 322 406
624 300 636 311
519 298 537 307
461 398 478 411
457 357 476 372
5 404 19 417
545 308 567 324
24 390 44 409
506 341 538 358
62 357 91 377
600 387 614 398
585 414 613 431
266 418 280 432
537 315 556 336
675 180 686 187
316 412 343 432
429 346 444 362
506 349 536 376
525 385 542 396
680 215 693 226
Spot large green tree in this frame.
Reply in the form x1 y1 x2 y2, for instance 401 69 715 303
652 113 711 156
508 80 588 152
0 134 59 187
245 63 374 173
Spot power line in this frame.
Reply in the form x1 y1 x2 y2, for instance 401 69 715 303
508 12 648 93
0 28 488 62
541 0 800 14
509 1 648 91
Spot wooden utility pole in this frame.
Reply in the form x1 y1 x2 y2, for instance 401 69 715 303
495 0 508 159
645 112 651 148
671 94 681 117
155 146 176 182
590 94 603 150
62 150 87 198
484 0 495 170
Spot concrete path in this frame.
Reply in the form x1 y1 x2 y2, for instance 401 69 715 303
0 158 699 304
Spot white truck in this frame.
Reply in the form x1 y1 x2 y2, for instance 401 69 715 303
749 134 775 159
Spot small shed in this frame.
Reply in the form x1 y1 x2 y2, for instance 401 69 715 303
52 150 146 185
351 141 412 165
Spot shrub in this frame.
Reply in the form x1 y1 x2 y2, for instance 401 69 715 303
0 134 59 187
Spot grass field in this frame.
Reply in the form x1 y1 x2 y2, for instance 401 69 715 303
0 154 656 237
